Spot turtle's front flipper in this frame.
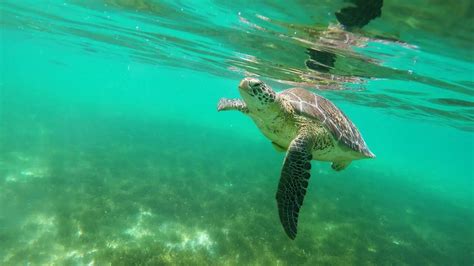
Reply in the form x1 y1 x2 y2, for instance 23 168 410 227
276 132 314 240
217 98 248 113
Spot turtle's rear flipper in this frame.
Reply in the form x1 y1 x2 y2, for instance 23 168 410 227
276 133 314 239
335 0 384 29
331 160 351 171
217 98 248 113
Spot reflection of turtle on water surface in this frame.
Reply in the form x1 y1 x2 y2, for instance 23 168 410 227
305 0 384 73
218 78 375 239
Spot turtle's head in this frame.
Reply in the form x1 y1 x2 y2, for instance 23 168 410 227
238 77 276 110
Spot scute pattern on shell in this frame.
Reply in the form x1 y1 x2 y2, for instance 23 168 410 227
280 88 373 157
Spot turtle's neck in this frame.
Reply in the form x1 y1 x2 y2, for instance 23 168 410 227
247 101 281 124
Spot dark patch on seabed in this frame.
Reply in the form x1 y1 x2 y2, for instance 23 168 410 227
0 103 472 265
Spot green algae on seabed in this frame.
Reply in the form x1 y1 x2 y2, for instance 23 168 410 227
0 112 472 265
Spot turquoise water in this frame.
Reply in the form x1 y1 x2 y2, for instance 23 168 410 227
1 0 473 265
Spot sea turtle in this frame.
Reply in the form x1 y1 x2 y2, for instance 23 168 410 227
217 77 375 239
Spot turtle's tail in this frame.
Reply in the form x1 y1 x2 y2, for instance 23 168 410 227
364 149 376 158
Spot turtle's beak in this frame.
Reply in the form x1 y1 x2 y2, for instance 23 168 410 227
238 78 251 91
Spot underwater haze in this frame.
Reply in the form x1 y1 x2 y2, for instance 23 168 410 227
1 0 473 265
